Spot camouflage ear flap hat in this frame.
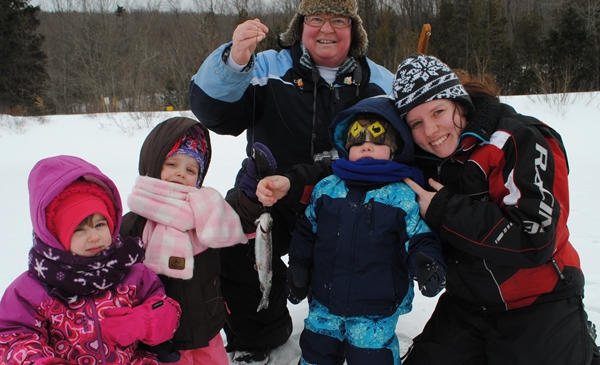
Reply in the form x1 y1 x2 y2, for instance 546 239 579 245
393 54 475 120
278 0 368 58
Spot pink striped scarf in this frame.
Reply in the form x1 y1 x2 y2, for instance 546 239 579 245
127 176 248 279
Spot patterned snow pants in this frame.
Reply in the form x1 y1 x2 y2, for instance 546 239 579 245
299 299 402 365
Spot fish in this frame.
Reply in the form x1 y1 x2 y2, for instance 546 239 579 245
254 211 273 312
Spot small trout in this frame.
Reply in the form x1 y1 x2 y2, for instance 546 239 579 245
255 212 273 312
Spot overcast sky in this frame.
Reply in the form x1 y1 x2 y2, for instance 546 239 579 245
30 0 198 12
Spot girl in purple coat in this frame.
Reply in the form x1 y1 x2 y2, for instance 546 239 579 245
0 155 181 365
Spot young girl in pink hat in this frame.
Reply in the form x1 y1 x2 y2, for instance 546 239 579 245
0 155 181 365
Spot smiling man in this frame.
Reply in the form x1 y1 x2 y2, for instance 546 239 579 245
188 0 395 364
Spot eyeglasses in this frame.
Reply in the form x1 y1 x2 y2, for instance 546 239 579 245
304 15 352 28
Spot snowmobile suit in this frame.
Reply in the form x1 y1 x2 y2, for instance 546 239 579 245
403 95 600 364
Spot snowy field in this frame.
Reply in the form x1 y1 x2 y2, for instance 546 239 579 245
1 92 599 363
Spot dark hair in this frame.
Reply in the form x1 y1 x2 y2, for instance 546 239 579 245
454 69 501 101
76 214 106 229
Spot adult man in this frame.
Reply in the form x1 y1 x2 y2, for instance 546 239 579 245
189 1 394 363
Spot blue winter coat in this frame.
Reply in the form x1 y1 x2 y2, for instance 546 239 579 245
189 42 394 174
289 97 444 317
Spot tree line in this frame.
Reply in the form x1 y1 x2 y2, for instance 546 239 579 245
1 0 599 116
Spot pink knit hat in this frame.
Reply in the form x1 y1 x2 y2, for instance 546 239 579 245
46 180 116 251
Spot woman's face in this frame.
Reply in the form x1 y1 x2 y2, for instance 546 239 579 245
405 99 467 158
302 13 352 68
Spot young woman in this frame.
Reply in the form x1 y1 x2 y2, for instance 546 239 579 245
393 53 600 365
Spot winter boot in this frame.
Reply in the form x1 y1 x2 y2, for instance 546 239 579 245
231 349 270 365
240 142 277 200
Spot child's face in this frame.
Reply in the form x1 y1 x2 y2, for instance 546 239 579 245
70 214 112 257
348 142 391 161
160 153 200 187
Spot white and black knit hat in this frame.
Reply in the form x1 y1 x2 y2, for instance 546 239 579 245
393 54 475 120
278 0 368 58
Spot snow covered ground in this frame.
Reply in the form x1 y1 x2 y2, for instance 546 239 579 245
1 92 599 363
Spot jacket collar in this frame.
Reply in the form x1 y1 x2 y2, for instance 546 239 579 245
459 96 502 144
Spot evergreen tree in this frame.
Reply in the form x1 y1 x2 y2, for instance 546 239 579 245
432 0 509 90
370 9 400 71
0 0 47 114
543 2 595 92
511 11 545 94
431 0 464 67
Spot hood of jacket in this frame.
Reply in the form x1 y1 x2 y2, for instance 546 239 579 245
329 95 416 165
28 155 122 251
138 117 212 188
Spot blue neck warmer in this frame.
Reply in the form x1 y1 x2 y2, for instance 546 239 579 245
332 158 425 187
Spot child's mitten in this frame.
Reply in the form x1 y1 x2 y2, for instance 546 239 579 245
101 295 180 347
416 252 446 297
286 264 310 304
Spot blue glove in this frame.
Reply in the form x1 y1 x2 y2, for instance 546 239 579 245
416 252 446 297
240 142 277 199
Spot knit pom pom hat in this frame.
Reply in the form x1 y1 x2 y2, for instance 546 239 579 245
393 54 475 120
166 124 209 188
46 180 117 251
278 0 368 58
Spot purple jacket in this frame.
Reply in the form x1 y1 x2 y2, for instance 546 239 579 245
0 155 181 365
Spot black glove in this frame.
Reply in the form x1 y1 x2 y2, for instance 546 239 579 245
286 264 310 304
416 252 446 297
138 341 180 363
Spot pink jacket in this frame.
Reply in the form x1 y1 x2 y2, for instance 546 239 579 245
0 155 181 364
0 264 181 365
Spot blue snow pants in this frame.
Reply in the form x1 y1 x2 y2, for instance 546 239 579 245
299 299 402 365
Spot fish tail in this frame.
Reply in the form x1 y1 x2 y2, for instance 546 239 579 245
256 297 269 312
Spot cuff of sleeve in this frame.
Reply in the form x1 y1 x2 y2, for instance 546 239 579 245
222 44 253 72
425 187 452 231
278 172 307 210
288 256 313 269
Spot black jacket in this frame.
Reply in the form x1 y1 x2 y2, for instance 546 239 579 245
120 117 224 350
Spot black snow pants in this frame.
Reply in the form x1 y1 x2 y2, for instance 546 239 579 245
403 293 600 365
221 186 294 353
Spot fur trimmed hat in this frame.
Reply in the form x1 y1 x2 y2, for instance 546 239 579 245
278 0 368 58
393 54 475 120
167 124 209 188
46 180 117 251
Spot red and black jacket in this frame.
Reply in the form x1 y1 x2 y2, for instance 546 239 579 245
421 96 583 313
